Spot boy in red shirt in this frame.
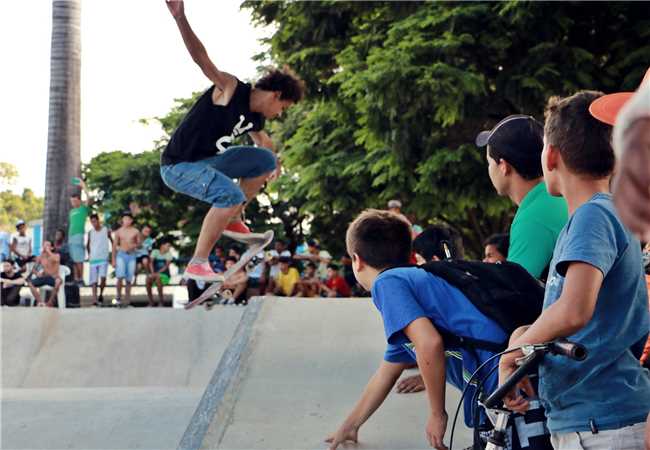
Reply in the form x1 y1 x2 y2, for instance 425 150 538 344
321 264 351 297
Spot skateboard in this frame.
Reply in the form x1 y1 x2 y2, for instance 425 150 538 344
183 230 274 310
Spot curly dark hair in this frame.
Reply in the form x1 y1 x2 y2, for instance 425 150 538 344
255 68 304 103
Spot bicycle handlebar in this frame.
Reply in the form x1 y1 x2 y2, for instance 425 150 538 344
482 339 587 409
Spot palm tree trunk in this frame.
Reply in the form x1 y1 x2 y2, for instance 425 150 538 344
43 0 81 241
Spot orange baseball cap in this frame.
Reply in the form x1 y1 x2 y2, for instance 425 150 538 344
589 67 650 125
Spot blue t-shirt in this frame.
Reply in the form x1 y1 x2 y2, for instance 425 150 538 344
372 267 508 427
540 193 650 433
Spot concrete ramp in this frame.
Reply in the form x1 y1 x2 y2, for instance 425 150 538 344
190 298 473 450
2 307 244 450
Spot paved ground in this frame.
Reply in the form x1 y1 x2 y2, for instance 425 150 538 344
200 298 473 450
2 307 244 450
2 298 473 450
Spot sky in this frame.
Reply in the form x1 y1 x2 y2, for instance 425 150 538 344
0 0 271 197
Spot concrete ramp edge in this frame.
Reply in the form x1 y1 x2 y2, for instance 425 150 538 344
177 297 266 450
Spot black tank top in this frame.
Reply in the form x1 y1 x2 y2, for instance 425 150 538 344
161 80 265 165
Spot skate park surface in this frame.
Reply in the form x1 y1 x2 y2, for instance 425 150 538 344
2 298 472 450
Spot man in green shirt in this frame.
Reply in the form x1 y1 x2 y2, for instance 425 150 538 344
476 115 568 280
68 179 92 284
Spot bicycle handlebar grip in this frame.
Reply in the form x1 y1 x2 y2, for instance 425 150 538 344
550 340 588 361
483 352 543 409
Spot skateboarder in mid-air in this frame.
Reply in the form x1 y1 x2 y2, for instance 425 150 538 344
161 0 304 283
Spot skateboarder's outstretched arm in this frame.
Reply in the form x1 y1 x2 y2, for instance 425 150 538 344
166 0 237 93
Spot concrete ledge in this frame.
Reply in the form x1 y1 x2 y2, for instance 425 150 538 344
177 296 267 450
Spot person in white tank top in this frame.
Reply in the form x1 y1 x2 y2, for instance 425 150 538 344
11 220 33 271
86 214 112 306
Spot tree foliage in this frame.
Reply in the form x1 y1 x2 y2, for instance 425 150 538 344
244 0 650 256
0 164 44 231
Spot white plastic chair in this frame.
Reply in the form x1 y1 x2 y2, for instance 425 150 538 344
40 265 71 309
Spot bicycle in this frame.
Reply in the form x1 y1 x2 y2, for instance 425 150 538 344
448 339 587 450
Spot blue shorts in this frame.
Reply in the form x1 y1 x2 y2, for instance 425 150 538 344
115 251 137 282
160 146 276 208
68 234 85 263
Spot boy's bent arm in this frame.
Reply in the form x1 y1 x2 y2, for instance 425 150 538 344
403 317 448 450
326 361 406 450
166 1 236 92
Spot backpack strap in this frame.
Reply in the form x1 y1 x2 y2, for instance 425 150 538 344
436 328 507 354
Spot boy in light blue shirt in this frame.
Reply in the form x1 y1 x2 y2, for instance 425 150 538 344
499 91 650 450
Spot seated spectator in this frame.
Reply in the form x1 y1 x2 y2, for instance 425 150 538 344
320 263 351 298
53 228 72 269
209 245 226 273
146 238 174 307
1 260 25 306
293 262 320 297
483 233 509 263
264 250 281 294
136 224 154 279
247 251 266 296
340 256 361 295
412 225 463 263
273 239 292 258
271 256 300 296
294 240 332 280
28 240 62 307
228 246 243 261
222 256 248 305
11 220 33 272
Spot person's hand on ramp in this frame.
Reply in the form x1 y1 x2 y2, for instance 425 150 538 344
325 423 358 450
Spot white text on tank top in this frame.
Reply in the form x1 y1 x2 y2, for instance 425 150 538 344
89 227 110 263
216 115 254 154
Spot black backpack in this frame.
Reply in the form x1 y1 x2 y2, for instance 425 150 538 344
397 260 544 352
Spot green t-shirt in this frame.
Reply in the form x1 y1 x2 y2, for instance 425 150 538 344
68 204 89 237
508 182 568 279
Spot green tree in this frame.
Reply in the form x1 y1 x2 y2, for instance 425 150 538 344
243 0 650 256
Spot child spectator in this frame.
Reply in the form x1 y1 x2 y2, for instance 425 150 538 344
27 241 61 307
111 211 141 306
246 251 266 296
222 256 248 305
477 115 568 280
1 260 25 306
499 91 650 449
320 263 351 297
271 256 300 296
87 214 112 306
11 220 33 272
146 238 174 307
483 233 509 263
136 224 154 278
209 245 226 273
53 228 71 268
294 262 320 297
295 240 332 280
273 239 292 258
412 225 463 263
326 209 543 450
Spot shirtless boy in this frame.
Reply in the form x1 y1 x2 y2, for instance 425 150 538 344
28 240 61 307
111 212 141 306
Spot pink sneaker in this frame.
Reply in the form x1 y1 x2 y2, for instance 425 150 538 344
223 220 267 244
184 262 225 282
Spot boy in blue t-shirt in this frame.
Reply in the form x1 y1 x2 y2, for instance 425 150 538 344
499 91 650 450
326 210 543 450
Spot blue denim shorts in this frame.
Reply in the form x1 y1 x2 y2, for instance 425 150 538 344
160 146 276 208
68 234 85 263
115 251 137 282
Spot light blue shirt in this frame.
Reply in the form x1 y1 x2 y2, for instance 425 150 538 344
372 267 507 427
0 231 10 259
540 193 650 433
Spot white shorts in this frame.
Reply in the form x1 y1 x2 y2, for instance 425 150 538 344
89 262 108 285
551 422 646 450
